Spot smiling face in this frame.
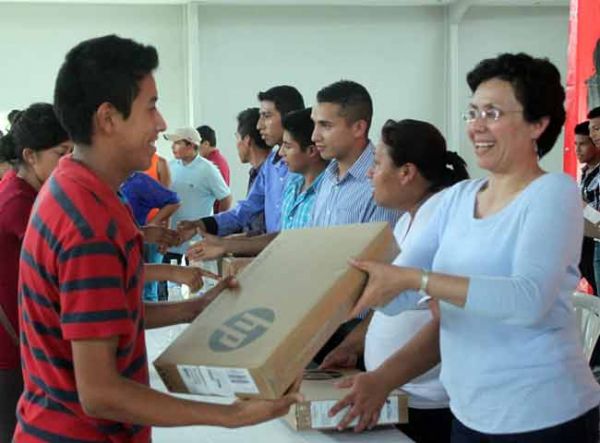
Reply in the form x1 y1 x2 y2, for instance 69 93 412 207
467 78 547 174
257 100 283 147
113 74 167 172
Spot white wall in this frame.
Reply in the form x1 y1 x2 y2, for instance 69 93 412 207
194 4 570 200
458 5 569 178
0 2 571 199
194 5 447 201
0 3 187 157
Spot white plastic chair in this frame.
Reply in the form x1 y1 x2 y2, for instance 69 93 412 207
572 292 600 363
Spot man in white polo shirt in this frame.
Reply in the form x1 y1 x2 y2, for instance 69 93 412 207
164 127 232 265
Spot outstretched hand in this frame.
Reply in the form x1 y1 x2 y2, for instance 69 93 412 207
186 232 227 262
348 258 409 319
142 225 180 249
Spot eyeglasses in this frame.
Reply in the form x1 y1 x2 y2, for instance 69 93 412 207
461 107 522 123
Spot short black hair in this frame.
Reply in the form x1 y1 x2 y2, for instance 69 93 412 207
197 125 217 147
381 119 468 193
588 107 600 120
316 80 373 132
54 34 158 145
8 110 22 126
575 121 590 136
257 86 305 117
282 108 314 151
466 53 565 159
0 103 68 165
237 108 269 150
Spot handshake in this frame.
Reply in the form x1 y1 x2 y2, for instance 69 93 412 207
141 219 225 260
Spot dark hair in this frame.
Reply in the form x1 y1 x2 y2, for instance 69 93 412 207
0 133 17 164
381 119 469 193
282 108 315 150
54 34 158 145
589 107 600 120
257 86 305 117
237 108 269 150
316 80 373 132
197 125 216 147
8 110 22 126
0 103 68 165
575 121 590 136
466 53 565 159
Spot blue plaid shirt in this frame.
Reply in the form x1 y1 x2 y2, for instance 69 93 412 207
280 171 325 230
310 142 402 228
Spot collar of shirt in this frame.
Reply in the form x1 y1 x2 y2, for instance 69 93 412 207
57 156 136 226
289 170 326 196
324 141 374 184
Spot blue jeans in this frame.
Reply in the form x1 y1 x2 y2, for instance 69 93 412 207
143 243 163 302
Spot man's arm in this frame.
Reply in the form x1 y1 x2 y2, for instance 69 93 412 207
144 275 231 329
148 203 180 226
186 232 278 262
320 312 372 369
156 156 171 188
218 195 233 212
72 337 300 427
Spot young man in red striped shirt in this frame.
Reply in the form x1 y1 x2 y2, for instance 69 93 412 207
15 34 299 443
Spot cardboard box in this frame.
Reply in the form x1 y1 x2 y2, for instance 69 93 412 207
284 370 408 431
154 222 398 399
221 256 254 277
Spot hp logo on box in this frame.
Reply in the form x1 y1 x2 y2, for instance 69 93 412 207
209 308 275 352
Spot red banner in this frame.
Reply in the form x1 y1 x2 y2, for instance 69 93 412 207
565 0 600 178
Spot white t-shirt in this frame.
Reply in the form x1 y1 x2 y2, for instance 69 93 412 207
365 191 449 409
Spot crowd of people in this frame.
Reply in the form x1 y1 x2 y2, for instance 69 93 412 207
1 33 600 443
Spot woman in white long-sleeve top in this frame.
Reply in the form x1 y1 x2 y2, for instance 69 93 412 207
347 53 600 442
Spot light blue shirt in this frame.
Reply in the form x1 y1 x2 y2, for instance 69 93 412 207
214 149 287 236
280 171 325 230
169 155 230 254
384 173 600 433
310 142 401 228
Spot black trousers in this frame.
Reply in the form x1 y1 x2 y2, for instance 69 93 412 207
0 368 23 443
580 236 597 294
397 407 453 443
451 406 599 443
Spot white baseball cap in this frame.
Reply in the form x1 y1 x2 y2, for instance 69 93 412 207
163 127 201 145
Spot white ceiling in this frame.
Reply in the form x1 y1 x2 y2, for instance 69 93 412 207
0 0 569 6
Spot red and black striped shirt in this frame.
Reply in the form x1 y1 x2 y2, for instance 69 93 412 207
14 156 150 443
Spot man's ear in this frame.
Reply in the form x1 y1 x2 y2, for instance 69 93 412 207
351 119 369 140
93 102 120 137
